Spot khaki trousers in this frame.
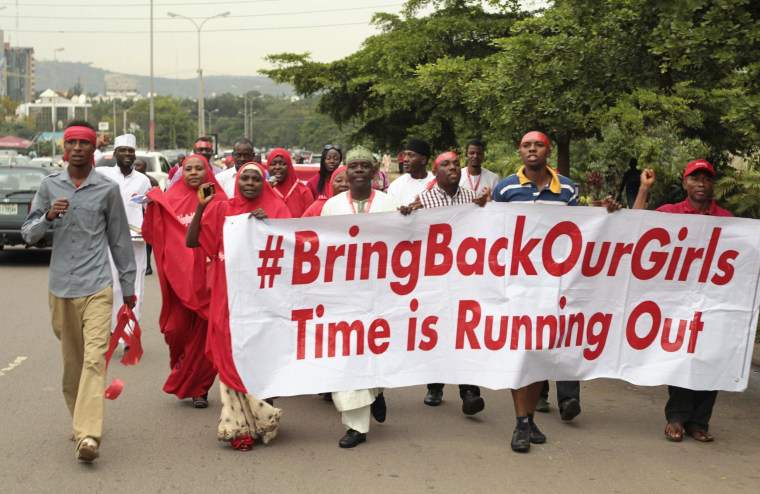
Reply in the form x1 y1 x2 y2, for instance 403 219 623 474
49 286 113 448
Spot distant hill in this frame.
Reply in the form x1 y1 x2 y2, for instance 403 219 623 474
34 61 294 98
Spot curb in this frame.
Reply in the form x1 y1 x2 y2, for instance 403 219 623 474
753 343 760 367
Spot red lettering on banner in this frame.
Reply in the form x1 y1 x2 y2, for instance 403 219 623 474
294 306 394 360
390 241 421 295
606 242 634 276
484 316 508 350
419 316 439 351
425 224 453 276
324 244 345 282
626 301 704 353
292 231 320 284
535 316 557 350
712 250 737 285
511 315 533 350
584 312 611 360
405 299 437 350
293 308 314 360
288 215 737 298
455 299 611 360
661 319 687 352
631 228 670 280
367 319 391 354
699 228 721 282
407 299 419 351
511 216 539 275
457 237 486 276
678 247 703 281
329 320 364 357
581 242 610 276
488 237 508 276
346 242 358 281
626 301 661 350
542 221 582 277
665 228 687 280
687 312 703 353
456 300 482 349
360 242 388 280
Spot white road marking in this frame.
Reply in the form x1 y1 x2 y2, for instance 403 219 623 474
0 356 28 376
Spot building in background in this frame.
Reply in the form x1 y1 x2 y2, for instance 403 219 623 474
4 45 35 103
15 90 90 131
104 73 141 100
0 30 36 103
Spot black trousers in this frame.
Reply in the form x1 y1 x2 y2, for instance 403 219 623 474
539 380 580 406
665 386 717 431
427 383 480 398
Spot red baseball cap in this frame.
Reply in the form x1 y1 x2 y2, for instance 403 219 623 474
683 159 714 178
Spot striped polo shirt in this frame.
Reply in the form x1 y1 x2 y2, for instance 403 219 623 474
492 166 578 205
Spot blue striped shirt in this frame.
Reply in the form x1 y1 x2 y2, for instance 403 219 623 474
492 166 578 206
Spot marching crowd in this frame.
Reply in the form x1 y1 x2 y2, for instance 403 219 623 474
21 119 732 462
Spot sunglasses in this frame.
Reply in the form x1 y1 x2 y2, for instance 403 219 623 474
323 144 341 151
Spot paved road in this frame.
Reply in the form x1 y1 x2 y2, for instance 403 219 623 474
1 246 759 493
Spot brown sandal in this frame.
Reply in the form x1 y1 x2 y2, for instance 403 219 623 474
664 422 683 442
685 428 713 442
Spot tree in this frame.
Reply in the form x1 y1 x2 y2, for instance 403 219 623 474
263 0 525 153
127 97 195 149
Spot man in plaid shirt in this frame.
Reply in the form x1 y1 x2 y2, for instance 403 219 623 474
402 151 489 414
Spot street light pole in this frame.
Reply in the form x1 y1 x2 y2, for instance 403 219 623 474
150 0 155 150
83 61 92 120
205 108 219 134
52 47 64 158
167 10 229 137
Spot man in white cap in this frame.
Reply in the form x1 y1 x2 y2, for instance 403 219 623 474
95 134 151 347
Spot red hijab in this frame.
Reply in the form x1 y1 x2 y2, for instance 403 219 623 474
266 148 314 217
141 154 227 350
163 154 228 217
302 165 347 217
198 162 291 393
225 162 291 218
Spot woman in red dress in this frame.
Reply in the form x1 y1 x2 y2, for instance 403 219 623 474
186 162 291 450
142 155 227 408
266 148 314 217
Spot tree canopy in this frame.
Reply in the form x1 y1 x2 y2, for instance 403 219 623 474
263 0 760 178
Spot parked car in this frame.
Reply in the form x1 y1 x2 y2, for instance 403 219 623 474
0 150 20 166
96 151 171 189
161 149 188 166
0 165 54 249
29 157 57 167
294 163 320 182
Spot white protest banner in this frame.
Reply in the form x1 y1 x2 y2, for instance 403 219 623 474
223 204 760 399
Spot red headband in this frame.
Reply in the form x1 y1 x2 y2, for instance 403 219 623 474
433 151 458 171
194 141 213 149
520 131 551 148
62 126 98 164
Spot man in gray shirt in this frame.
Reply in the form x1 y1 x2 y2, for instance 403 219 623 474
22 120 136 462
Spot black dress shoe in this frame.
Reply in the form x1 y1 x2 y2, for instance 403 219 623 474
145 267 153 275
424 388 443 406
559 398 581 421
461 389 485 415
529 422 546 444
511 425 531 453
371 393 386 423
339 429 366 448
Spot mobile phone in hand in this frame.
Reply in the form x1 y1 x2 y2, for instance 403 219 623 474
200 183 215 199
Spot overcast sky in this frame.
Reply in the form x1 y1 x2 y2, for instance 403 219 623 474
1 0 545 79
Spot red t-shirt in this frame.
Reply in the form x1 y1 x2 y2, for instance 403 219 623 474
656 199 733 217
